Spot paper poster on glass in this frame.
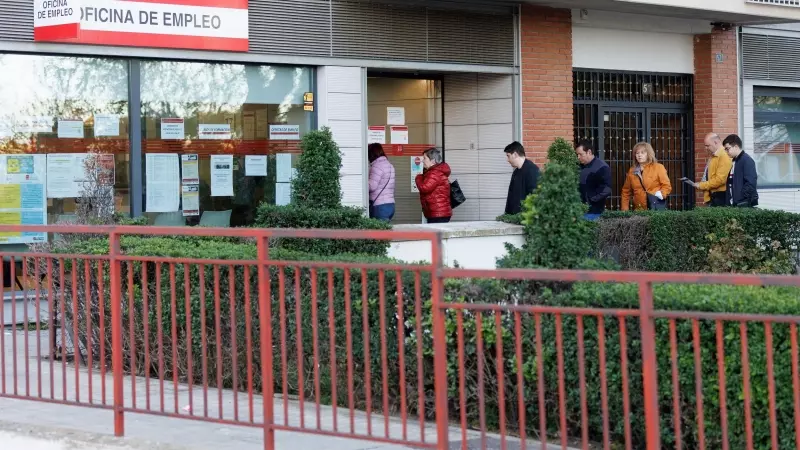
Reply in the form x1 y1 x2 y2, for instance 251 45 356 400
245 155 268 177
275 183 291 206
181 154 199 184
161 118 185 140
390 126 409 145
16 116 53 134
410 156 424 193
181 185 200 216
387 107 405 125
199 124 232 140
368 126 386 144
276 154 293 183
210 154 234 197
57 119 84 138
94 114 120 137
269 125 300 140
0 154 47 244
145 154 180 213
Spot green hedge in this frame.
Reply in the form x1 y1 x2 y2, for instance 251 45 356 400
598 208 800 273
50 235 800 449
254 203 391 256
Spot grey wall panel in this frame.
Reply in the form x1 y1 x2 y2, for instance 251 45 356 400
2 0 514 67
742 33 800 82
0 0 33 41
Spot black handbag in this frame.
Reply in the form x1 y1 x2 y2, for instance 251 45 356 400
638 175 666 211
450 179 466 209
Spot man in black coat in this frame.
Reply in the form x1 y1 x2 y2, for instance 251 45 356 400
504 141 540 215
575 140 612 220
722 134 759 207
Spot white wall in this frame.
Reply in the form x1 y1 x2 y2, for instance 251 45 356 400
571 10 702 74
444 73 515 221
316 66 366 208
388 234 524 269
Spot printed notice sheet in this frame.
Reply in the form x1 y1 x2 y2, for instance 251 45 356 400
245 155 268 176
16 116 53 134
0 154 47 244
94 114 120 137
199 124 232 140
275 183 291 206
145 154 180 212
387 107 405 125
368 126 386 144
181 154 199 184
210 154 234 197
58 120 84 138
276 153 293 183
390 126 409 145
181 185 200 216
161 118 185 139
410 156 424 193
46 154 86 198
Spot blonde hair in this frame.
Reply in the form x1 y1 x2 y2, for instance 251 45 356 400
633 142 657 164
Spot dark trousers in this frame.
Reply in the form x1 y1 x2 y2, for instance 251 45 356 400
709 191 727 207
427 217 451 224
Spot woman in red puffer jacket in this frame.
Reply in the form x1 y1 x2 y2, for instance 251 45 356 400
415 147 452 223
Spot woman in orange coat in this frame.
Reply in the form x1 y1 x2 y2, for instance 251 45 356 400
621 142 672 211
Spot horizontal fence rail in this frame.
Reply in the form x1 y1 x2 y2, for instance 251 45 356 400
0 224 798 450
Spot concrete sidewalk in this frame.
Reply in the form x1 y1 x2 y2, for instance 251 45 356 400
1 329 569 449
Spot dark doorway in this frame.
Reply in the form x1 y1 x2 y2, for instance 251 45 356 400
574 69 695 210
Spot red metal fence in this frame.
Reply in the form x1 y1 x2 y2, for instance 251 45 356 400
0 224 799 450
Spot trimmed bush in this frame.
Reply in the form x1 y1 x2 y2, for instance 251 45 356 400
598 208 800 273
254 203 391 256
291 127 342 208
546 137 579 174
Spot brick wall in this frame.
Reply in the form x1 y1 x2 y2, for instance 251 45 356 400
693 28 738 205
520 5 573 164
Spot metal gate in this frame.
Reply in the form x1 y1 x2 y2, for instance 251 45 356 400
573 69 695 210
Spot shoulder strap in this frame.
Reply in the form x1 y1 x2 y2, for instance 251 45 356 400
375 163 393 200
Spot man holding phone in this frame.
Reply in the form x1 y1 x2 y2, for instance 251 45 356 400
681 132 732 206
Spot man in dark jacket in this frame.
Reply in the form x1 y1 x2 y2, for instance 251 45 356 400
504 141 540 214
575 140 612 220
723 134 759 207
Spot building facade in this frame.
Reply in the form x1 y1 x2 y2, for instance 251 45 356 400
0 0 795 244
740 22 800 213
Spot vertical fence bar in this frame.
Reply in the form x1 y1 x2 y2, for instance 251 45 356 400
638 281 660 450
109 232 125 437
430 233 449 450
257 236 275 450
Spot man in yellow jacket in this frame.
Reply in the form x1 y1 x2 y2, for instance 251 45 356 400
689 133 733 206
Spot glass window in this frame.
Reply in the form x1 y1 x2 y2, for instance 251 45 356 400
754 93 800 187
140 62 312 227
0 54 130 226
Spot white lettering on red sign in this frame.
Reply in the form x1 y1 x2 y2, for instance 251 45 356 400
35 0 249 52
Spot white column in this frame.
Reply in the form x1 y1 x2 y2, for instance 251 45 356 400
316 66 366 209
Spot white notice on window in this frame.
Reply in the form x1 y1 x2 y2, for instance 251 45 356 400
245 155 268 176
269 124 300 140
181 154 199 184
210 154 234 197
161 118 185 139
276 153 293 183
57 120 84 139
275 183 291 206
199 124 232 140
145 154 180 212
390 126 409 145
17 116 53 133
368 126 386 144
46 154 82 198
94 114 120 137
387 107 405 125
181 185 200 216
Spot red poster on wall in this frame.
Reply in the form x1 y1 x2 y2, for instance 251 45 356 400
34 0 249 52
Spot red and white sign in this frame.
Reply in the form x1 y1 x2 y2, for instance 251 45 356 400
269 125 300 140
199 123 231 140
367 126 385 145
390 126 409 145
34 0 249 52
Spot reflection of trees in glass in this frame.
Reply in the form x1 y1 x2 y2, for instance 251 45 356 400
753 121 800 184
755 96 800 113
0 55 128 151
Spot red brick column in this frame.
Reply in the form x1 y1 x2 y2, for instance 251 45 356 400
520 5 573 164
693 27 738 205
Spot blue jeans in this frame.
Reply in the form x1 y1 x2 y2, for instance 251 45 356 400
370 203 395 221
583 213 601 221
